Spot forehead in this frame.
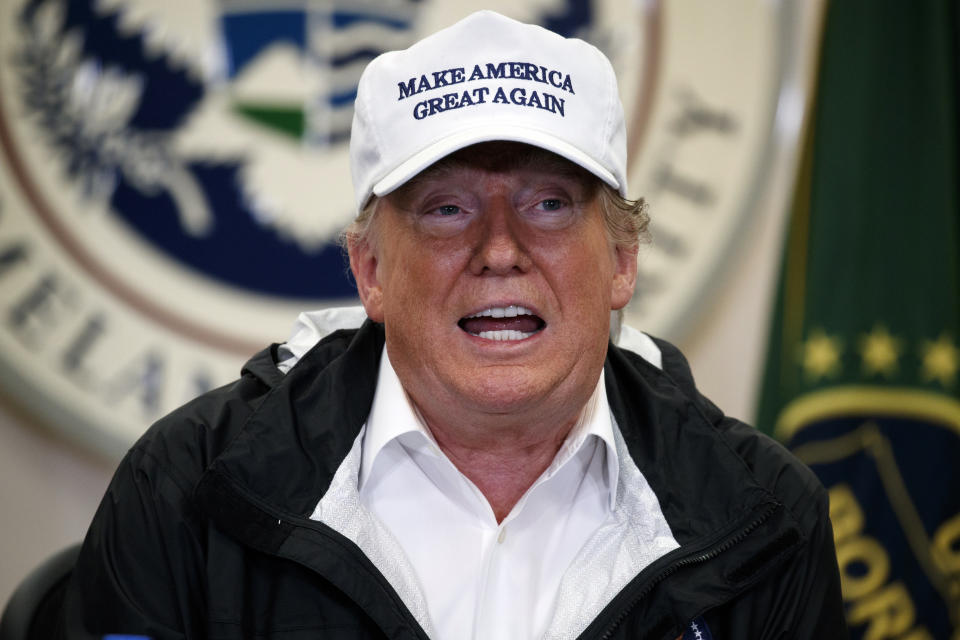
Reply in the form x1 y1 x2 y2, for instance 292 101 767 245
392 142 599 196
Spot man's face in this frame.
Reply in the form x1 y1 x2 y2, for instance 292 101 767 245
349 145 638 428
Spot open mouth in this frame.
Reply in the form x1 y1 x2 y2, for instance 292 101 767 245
457 305 546 341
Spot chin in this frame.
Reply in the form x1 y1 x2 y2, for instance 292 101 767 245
458 374 554 413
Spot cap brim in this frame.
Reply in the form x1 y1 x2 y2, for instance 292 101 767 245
371 124 620 197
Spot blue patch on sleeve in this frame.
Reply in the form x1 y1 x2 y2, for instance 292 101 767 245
682 616 713 640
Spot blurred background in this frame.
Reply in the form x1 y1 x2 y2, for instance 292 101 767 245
0 1 956 637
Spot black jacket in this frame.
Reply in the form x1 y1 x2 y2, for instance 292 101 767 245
61 321 848 639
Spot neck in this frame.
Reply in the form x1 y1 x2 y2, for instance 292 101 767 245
418 406 582 522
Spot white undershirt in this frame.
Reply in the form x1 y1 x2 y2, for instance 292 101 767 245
358 348 619 640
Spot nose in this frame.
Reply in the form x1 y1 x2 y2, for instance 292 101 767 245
468 197 532 276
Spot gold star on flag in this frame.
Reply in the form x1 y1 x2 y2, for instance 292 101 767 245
920 333 958 387
801 329 844 381
859 325 901 378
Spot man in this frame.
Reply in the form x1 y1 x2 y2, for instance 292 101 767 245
62 10 847 640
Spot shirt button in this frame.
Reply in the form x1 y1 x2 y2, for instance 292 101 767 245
497 527 507 544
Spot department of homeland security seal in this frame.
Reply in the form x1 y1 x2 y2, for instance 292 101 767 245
0 0 815 456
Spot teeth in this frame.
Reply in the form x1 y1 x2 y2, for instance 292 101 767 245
477 330 535 341
468 305 533 319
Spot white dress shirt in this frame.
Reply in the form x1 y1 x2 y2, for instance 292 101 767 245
358 349 619 640
291 308 679 640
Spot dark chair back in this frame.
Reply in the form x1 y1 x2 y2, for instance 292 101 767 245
0 543 81 640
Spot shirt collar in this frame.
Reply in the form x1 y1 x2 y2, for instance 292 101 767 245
359 346 620 508
358 347 436 491
546 368 620 507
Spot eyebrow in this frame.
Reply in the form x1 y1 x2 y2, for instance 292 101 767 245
398 154 595 196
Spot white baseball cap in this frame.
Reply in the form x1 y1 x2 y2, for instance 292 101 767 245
349 10 627 209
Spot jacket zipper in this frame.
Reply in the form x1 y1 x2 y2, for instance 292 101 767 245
598 501 779 640
296 519 434 640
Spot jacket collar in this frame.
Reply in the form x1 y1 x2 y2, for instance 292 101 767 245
603 339 781 543
195 321 802 632
198 320 385 528
199 321 790 546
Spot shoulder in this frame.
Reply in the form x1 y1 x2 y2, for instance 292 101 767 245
719 417 829 529
122 345 285 497
610 333 828 529
128 322 375 494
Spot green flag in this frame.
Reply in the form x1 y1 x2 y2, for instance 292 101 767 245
756 1 960 638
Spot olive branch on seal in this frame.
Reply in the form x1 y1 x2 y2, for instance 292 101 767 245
15 0 213 235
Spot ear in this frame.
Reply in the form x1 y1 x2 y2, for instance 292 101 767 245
610 244 638 311
348 237 385 322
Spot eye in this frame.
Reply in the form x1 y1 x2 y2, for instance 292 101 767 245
522 191 579 231
437 204 461 216
415 199 473 237
538 198 565 212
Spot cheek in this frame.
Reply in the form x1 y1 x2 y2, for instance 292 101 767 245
554 244 618 303
379 247 457 321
